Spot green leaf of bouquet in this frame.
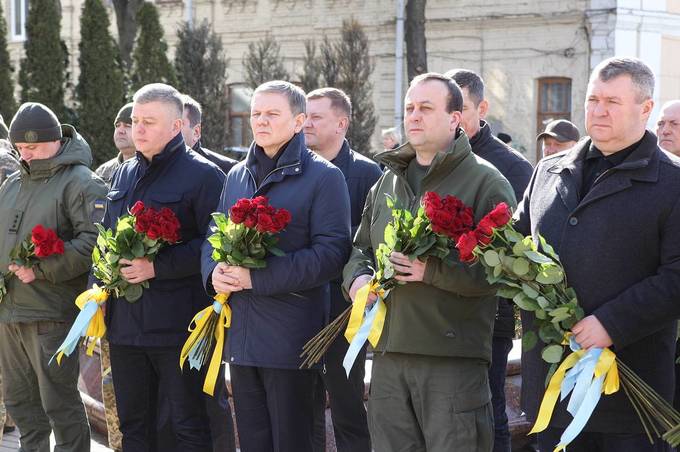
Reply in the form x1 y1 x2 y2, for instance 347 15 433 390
522 282 540 299
124 284 143 303
132 240 145 258
493 264 502 278
384 223 397 249
522 330 538 350
538 234 560 261
537 296 550 309
542 344 564 363
513 292 538 311
268 246 285 257
497 286 521 299
504 229 524 243
512 240 530 256
523 250 553 265
539 323 564 344
536 266 564 285
535 309 547 320
512 257 530 276
483 250 501 267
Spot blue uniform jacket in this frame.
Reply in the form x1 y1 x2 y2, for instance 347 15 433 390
201 132 351 369
99 133 225 347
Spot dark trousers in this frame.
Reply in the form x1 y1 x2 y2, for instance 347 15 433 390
538 427 671 452
312 334 371 452
156 363 235 452
230 364 317 452
109 344 212 452
489 336 513 452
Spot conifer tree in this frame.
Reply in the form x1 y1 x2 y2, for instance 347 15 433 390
18 0 67 119
77 0 126 166
243 35 289 89
0 1 17 121
175 20 229 151
131 2 177 90
299 40 321 92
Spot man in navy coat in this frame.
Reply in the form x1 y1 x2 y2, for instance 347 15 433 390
100 83 225 451
202 81 351 452
515 57 680 452
304 87 382 452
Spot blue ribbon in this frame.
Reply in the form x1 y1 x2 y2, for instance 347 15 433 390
342 299 380 377
556 337 606 450
187 301 223 370
49 301 99 365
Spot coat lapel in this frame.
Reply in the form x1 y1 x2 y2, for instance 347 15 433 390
547 144 586 213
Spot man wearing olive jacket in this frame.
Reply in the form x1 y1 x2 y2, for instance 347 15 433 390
343 73 515 451
0 102 108 452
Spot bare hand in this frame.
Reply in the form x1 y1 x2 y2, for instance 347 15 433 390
211 263 251 293
390 252 427 283
572 315 613 350
8 264 36 284
119 258 155 284
349 274 377 307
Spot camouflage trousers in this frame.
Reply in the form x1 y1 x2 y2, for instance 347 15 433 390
101 339 123 451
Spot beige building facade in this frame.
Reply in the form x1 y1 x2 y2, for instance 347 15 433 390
4 0 680 162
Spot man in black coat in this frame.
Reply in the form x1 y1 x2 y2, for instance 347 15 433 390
304 88 382 452
182 95 237 175
515 57 680 452
99 83 226 452
448 68 533 452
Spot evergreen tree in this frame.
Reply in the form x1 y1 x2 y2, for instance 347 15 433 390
319 35 339 87
243 35 289 89
175 20 229 151
131 2 177 91
0 1 17 121
77 0 126 166
335 19 377 156
18 0 67 119
299 40 320 92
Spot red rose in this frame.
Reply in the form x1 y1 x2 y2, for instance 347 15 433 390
230 198 254 224
272 209 292 232
244 215 257 229
456 231 479 263
256 213 275 233
252 196 268 206
147 224 162 240
476 217 496 237
474 229 493 246
422 192 443 211
130 201 145 216
51 239 65 255
31 224 48 245
135 212 151 233
487 203 511 228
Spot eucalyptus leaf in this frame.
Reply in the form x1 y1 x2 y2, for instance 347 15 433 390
124 284 143 303
513 292 538 311
542 344 564 363
483 250 501 267
522 283 540 299
524 250 553 265
512 258 530 276
522 330 538 350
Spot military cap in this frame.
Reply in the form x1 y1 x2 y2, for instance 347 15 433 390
9 102 62 144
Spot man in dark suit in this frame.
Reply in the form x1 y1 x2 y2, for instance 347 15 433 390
515 57 680 452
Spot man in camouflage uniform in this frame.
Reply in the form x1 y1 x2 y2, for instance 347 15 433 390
0 103 108 452
95 103 135 185
0 117 19 442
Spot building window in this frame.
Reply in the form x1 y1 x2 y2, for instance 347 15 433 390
228 84 253 150
10 0 29 41
537 77 572 159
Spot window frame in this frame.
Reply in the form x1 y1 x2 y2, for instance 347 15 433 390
10 0 28 41
536 77 572 160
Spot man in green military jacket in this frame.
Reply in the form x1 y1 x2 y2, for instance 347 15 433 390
343 73 515 451
0 103 108 452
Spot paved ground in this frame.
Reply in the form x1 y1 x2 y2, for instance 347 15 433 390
0 428 111 451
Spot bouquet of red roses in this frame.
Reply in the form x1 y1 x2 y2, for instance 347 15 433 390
52 201 181 365
180 196 291 395
300 191 474 370
0 225 65 303
456 203 680 450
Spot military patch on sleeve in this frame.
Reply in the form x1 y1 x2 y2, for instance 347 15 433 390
91 199 106 223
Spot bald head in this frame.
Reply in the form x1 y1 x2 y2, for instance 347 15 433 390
657 100 680 156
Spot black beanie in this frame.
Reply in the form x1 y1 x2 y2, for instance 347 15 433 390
9 102 62 144
0 114 8 140
114 102 134 126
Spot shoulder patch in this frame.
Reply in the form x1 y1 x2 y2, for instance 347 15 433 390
91 199 106 223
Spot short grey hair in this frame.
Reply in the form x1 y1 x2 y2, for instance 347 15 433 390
590 57 655 103
253 80 306 115
133 83 184 119
182 94 202 127
381 127 401 142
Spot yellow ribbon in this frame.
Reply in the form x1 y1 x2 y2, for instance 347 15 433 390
55 285 108 365
179 292 231 396
344 281 387 348
529 346 620 437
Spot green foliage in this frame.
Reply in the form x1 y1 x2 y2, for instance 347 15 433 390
243 35 289 89
77 0 126 167
318 35 338 88
18 0 67 119
175 20 230 151
0 1 17 120
299 40 321 92
131 2 177 91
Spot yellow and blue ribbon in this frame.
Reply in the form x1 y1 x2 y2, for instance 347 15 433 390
342 281 387 377
530 336 620 452
51 285 109 365
179 293 231 396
